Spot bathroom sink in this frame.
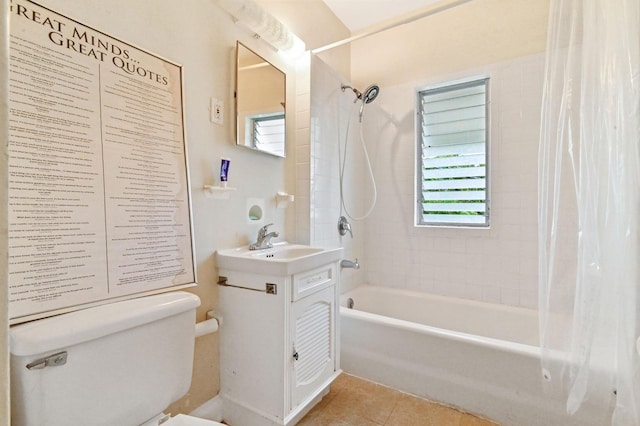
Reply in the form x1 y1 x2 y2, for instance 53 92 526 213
216 242 343 275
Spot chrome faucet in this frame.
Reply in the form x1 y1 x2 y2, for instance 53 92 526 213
338 216 353 238
249 223 279 250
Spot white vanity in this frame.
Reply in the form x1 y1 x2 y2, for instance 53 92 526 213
216 242 343 426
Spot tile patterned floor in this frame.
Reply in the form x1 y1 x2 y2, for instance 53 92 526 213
298 373 499 426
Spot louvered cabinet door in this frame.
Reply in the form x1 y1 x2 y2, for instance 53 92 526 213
290 285 335 410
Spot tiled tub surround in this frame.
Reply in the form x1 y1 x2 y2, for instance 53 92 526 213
357 53 545 309
305 53 544 308
306 54 406 294
339 285 613 426
301 55 373 293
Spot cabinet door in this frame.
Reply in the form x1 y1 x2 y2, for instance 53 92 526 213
290 285 335 410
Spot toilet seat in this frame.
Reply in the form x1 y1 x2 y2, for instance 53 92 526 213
163 414 225 426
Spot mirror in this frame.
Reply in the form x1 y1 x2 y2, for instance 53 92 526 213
235 41 286 158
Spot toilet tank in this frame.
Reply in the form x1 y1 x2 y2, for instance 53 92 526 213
10 291 201 426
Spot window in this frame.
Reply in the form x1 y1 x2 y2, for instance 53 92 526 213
416 78 489 227
249 112 285 157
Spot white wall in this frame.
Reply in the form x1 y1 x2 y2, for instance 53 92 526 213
361 53 544 308
349 0 549 89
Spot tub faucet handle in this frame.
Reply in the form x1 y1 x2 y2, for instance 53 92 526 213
259 223 274 237
338 216 353 238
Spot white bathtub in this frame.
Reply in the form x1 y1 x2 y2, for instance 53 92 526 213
339 286 612 426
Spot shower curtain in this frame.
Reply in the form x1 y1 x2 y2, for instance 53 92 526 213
538 0 640 424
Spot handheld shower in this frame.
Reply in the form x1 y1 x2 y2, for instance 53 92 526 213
339 82 380 221
341 83 380 122
362 84 380 104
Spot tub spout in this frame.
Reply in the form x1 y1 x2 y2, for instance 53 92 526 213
341 258 360 269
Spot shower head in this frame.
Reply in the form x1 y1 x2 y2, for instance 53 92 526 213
362 84 380 104
341 83 381 123
341 83 380 104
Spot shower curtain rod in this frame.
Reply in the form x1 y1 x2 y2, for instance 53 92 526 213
311 0 475 54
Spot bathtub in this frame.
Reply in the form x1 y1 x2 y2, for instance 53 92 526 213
339 286 612 426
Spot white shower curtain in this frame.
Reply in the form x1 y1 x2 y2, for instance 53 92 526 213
538 0 640 424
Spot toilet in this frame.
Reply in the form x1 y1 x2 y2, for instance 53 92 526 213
9 291 225 426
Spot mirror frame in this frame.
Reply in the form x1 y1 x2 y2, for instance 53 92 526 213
234 41 286 158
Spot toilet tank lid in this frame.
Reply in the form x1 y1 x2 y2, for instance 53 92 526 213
10 291 201 356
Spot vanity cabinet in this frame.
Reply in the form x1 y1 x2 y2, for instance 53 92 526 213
217 260 341 426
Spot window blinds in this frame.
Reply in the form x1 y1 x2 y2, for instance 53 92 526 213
252 114 285 156
418 79 489 226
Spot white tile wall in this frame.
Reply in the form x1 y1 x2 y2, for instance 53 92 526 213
304 53 544 308
383 53 542 308
295 53 311 245
349 54 544 308
304 55 367 293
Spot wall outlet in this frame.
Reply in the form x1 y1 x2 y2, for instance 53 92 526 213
210 97 224 125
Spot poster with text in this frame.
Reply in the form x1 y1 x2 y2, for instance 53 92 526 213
8 0 196 322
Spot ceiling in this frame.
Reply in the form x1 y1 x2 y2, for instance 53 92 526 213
322 0 443 32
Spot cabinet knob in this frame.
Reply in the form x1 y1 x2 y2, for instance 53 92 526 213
293 351 299 361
